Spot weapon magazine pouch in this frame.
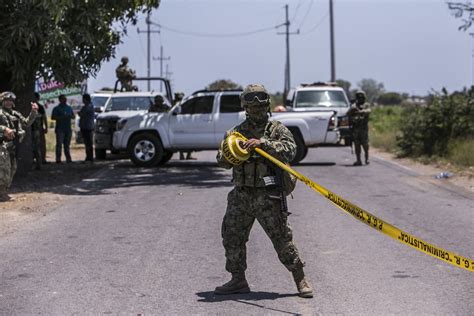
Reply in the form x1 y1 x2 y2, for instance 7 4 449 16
269 163 296 196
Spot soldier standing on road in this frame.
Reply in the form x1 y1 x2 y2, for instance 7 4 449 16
31 92 48 169
215 84 313 298
174 92 195 160
0 91 38 201
115 56 137 92
347 90 371 166
78 94 95 163
51 94 75 163
148 95 169 113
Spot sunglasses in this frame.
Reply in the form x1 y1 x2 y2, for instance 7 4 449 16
242 91 269 103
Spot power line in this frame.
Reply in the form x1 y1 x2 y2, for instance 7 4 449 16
299 11 329 35
150 20 283 38
297 0 315 29
291 0 303 23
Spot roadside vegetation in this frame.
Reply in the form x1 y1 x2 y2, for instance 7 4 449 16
370 88 474 168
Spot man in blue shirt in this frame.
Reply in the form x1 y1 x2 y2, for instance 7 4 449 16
51 94 75 163
78 93 95 162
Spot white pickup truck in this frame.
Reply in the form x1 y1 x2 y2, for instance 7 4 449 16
113 90 340 166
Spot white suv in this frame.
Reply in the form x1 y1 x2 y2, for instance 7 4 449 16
285 82 351 145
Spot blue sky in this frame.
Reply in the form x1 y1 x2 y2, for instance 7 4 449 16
89 0 472 96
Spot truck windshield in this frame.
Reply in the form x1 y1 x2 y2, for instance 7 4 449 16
105 96 153 112
92 96 109 109
295 90 348 108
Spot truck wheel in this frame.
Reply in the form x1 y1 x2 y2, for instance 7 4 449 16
128 133 164 167
95 148 106 160
158 151 173 165
289 129 307 165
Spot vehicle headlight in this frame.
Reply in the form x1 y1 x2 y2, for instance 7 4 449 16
117 119 128 131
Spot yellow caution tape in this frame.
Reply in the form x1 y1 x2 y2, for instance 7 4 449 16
227 132 474 272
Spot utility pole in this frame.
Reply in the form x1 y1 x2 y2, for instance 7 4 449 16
329 0 336 82
277 4 299 99
165 64 173 91
153 45 171 92
137 12 160 90
470 33 474 88
165 64 172 79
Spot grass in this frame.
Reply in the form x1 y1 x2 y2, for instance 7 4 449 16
369 105 473 168
369 106 403 153
447 138 474 167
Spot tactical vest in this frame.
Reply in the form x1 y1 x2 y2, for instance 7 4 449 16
232 121 281 188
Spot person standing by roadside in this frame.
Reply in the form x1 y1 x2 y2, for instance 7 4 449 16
31 92 48 169
0 91 38 201
78 93 95 163
51 94 74 163
347 90 371 166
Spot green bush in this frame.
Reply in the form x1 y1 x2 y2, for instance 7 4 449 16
396 88 474 158
370 106 403 152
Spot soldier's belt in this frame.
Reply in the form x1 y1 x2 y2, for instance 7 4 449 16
223 132 473 272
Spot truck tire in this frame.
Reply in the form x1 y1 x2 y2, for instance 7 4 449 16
158 151 173 165
288 128 307 165
95 148 106 160
128 133 164 167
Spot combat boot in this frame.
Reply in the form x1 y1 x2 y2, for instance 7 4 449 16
292 268 314 298
214 273 250 295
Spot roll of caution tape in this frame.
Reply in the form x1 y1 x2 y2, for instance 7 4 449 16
226 132 474 272
221 132 251 166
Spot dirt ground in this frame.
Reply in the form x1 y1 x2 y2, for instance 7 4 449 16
0 145 472 237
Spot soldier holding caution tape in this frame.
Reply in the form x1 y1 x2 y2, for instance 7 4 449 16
215 84 313 298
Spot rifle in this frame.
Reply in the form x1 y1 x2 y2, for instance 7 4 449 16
264 166 291 217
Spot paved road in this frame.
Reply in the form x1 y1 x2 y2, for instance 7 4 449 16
0 147 472 315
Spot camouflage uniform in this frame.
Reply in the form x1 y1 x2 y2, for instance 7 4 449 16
115 56 137 92
0 92 37 199
347 90 371 165
215 84 313 298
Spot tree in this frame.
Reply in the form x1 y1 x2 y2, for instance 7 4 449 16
447 2 474 31
335 79 351 97
206 79 242 90
357 78 385 103
377 92 403 105
0 0 160 172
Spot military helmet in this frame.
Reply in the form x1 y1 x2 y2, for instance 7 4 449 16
240 84 270 108
0 91 16 102
355 90 366 98
154 95 164 103
121 56 129 63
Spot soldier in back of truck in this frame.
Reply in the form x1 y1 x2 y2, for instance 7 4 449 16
115 56 138 92
0 91 38 201
347 90 371 166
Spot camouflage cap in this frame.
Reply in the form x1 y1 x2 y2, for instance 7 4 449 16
154 95 164 102
0 91 16 102
240 84 270 107
355 90 366 97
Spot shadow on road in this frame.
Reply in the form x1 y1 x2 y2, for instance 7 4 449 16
295 162 336 167
12 158 232 197
196 291 301 315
